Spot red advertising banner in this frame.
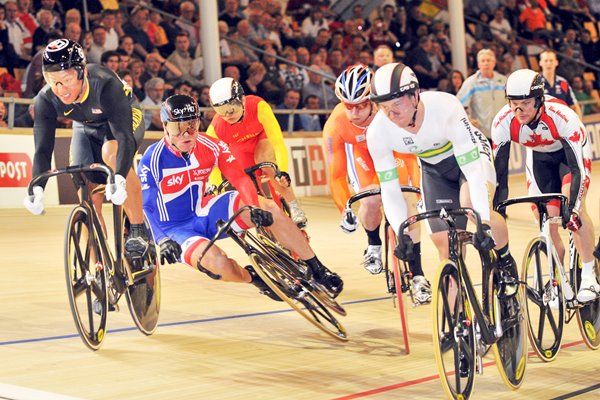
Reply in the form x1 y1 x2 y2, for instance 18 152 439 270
0 152 32 187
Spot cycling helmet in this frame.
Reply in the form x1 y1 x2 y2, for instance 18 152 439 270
370 62 419 103
506 69 545 100
160 94 200 124
335 64 373 104
209 77 244 106
43 39 86 75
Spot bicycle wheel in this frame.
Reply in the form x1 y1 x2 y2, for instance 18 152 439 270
258 234 346 316
432 261 476 400
123 216 161 335
490 269 528 390
573 252 600 350
522 237 564 362
249 252 348 341
64 206 108 351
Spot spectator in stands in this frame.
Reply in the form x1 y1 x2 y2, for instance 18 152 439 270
63 22 81 43
140 51 181 90
502 41 527 73
579 29 599 70
260 47 285 104
310 28 331 54
519 0 557 46
235 19 260 63
445 69 465 95
116 49 130 73
14 103 34 127
86 24 108 64
16 0 37 39
123 6 154 60
275 88 303 132
302 64 338 108
38 0 61 30
128 58 145 101
367 17 398 50
172 79 193 96
241 61 266 97
64 8 81 28
279 46 305 92
572 74 600 115
0 101 7 127
197 84 214 131
301 7 329 40
326 49 345 78
406 36 439 89
555 0 596 31
31 9 54 56
224 64 242 81
373 44 394 69
140 77 165 130
176 1 200 50
350 3 370 32
100 50 119 73
457 48 507 141
22 29 60 97
560 28 583 60
0 9 20 75
557 46 586 83
219 0 245 28
5 1 31 67
539 49 583 118
489 6 513 48
146 10 170 57
299 94 322 131
118 35 135 58
166 31 203 89
100 9 119 51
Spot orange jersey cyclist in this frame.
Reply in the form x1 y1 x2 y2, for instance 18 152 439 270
206 77 307 226
323 64 428 303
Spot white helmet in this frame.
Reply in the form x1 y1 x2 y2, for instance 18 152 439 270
370 62 419 103
335 64 373 104
506 69 545 100
209 77 244 106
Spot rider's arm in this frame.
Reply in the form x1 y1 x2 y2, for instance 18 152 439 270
559 119 588 212
137 149 168 243
367 124 408 236
447 105 492 222
490 108 513 207
323 120 350 213
32 93 59 187
214 138 260 207
205 123 225 186
257 100 289 172
101 78 138 177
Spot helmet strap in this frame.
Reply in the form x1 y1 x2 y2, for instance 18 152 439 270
408 92 419 128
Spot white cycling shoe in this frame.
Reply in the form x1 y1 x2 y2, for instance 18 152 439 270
577 276 600 303
362 245 383 274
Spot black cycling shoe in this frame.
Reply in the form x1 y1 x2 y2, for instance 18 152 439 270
245 266 283 302
125 223 149 259
498 255 519 298
313 267 343 298
459 354 470 378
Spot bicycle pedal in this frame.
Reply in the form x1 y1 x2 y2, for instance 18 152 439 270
108 303 119 312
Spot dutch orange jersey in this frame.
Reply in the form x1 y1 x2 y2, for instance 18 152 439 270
206 95 289 172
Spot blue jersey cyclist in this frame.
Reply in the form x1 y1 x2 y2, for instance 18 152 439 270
138 94 343 299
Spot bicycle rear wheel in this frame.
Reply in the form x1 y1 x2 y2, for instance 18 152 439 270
432 261 476 399
573 253 600 350
490 271 528 390
123 216 161 335
64 206 108 351
522 237 564 361
249 252 348 341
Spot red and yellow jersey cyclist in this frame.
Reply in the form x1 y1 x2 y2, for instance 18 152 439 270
323 64 426 302
206 77 307 226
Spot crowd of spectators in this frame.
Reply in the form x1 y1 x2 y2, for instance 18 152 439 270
2 0 600 129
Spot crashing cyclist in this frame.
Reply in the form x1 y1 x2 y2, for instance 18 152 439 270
367 62 519 298
24 38 150 258
138 94 343 299
492 68 599 302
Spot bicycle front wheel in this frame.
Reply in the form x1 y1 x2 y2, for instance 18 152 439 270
249 252 348 341
432 261 475 400
123 216 161 335
522 237 564 361
573 254 600 350
64 206 108 351
490 272 528 390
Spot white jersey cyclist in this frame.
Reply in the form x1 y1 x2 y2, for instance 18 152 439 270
367 86 495 236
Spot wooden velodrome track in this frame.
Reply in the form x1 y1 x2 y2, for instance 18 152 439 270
1 168 600 400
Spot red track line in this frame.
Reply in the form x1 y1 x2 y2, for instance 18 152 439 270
332 339 585 400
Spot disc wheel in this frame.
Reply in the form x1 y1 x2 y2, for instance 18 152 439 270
249 252 348 341
123 216 161 335
573 254 600 350
64 206 108 351
522 237 564 361
432 261 476 399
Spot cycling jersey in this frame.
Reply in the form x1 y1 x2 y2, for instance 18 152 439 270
138 134 259 244
492 97 589 213
33 64 143 184
206 95 289 172
323 103 420 212
367 91 495 235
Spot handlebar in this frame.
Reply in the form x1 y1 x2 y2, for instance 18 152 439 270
345 186 421 209
28 163 115 195
494 193 569 223
398 207 485 239
244 161 281 177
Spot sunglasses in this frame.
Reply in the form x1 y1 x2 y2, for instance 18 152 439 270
213 100 243 117
165 119 199 137
342 101 370 111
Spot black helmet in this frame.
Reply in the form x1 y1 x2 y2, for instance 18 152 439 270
160 94 200 124
42 39 86 74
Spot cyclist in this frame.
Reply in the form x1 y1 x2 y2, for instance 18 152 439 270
23 39 149 257
492 68 599 302
138 94 343 298
366 62 518 297
206 77 308 227
323 64 428 302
